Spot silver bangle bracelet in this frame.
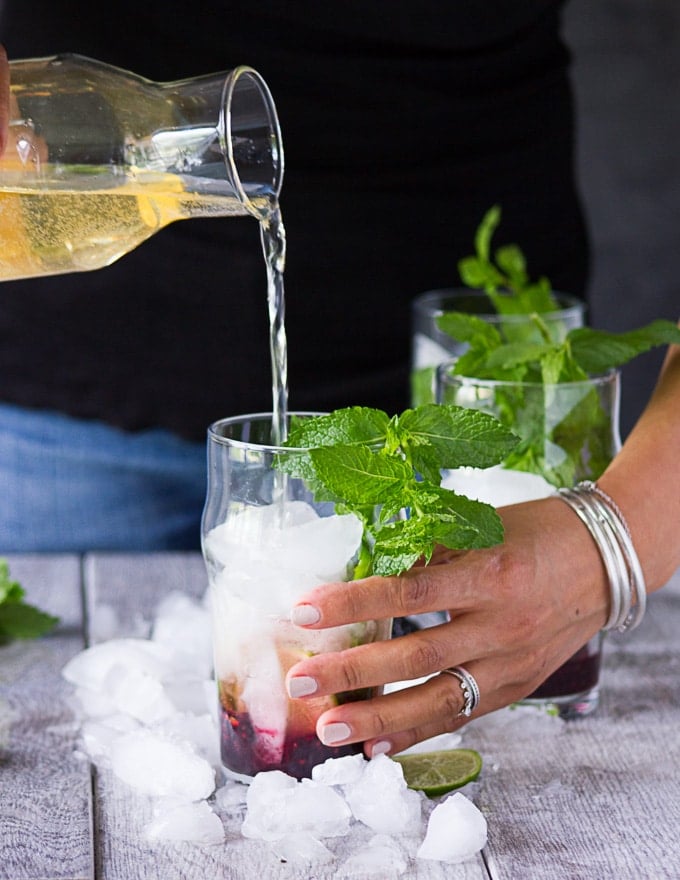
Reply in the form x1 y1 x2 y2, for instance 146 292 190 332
556 482 647 634
578 483 647 632
578 491 633 630
557 488 629 630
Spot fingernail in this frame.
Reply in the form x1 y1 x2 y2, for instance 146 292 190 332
370 740 391 757
319 721 351 746
290 604 321 626
287 676 318 698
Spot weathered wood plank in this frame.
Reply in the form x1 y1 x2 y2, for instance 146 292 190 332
0 555 93 880
82 553 489 880
83 552 208 644
470 569 680 880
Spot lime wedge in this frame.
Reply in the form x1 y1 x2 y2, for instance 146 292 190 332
393 748 482 797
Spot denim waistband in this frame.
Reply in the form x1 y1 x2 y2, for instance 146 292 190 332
0 403 207 552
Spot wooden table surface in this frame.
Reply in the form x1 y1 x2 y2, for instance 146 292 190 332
1 553 679 880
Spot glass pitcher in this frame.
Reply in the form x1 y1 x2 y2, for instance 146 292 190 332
0 54 283 281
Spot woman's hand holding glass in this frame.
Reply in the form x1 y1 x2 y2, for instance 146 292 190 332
286 340 680 757
286 495 609 757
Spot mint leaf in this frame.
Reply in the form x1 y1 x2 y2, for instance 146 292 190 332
457 205 560 312
0 601 60 643
569 320 680 374
372 518 439 576
494 244 527 288
474 204 500 263
308 445 412 507
438 208 680 492
280 405 517 578
287 407 390 449
395 404 519 480
484 341 557 372
0 559 59 643
437 312 502 349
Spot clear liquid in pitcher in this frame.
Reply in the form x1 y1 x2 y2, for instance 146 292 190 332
0 171 270 280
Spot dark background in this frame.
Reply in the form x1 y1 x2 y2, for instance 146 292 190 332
563 0 680 436
1 1 677 437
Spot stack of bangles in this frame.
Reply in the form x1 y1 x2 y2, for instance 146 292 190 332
556 481 647 632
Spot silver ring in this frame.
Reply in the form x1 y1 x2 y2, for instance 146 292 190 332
441 665 480 717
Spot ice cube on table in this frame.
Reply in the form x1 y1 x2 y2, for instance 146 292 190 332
214 780 248 811
344 754 422 834
242 770 351 841
270 831 335 865
79 714 140 761
62 638 176 692
105 666 176 724
312 753 367 786
153 712 219 768
110 728 215 801
145 799 224 845
417 792 487 864
441 464 554 507
152 592 213 678
340 834 408 876
72 685 116 719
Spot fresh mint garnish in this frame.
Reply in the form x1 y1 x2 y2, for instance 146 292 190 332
440 311 680 487
278 404 519 577
0 558 59 645
435 205 680 488
446 314 680 384
457 205 559 315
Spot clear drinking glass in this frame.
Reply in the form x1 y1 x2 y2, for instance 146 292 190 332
411 289 586 405
201 413 392 781
0 54 283 280
436 369 622 718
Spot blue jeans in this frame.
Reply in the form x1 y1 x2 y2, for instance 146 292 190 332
0 403 207 552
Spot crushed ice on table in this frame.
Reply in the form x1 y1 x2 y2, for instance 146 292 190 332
340 834 408 876
110 728 216 800
62 592 221 843
62 578 554 861
417 793 488 864
344 755 423 835
145 798 225 845
271 831 335 865
241 771 352 841
214 780 248 812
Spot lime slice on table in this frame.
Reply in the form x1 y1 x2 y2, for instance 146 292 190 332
393 749 482 797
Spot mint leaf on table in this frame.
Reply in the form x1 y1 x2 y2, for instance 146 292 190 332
0 559 59 645
280 405 519 578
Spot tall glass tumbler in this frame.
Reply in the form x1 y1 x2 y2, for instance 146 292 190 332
411 289 585 405
436 369 622 718
201 413 391 781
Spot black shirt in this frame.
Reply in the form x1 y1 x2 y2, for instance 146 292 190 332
0 1 588 441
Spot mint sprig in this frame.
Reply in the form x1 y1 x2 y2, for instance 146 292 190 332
457 205 559 316
278 404 519 577
439 314 680 487
446 314 680 383
0 559 59 645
